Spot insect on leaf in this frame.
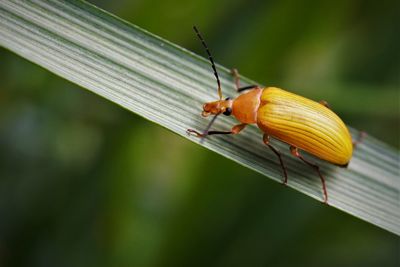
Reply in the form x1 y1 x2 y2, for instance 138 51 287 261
0 0 398 235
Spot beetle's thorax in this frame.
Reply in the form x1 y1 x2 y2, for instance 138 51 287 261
232 88 263 124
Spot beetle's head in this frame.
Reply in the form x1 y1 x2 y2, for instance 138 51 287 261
202 97 233 117
187 26 235 139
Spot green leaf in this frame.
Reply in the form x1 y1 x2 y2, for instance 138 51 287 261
0 0 399 235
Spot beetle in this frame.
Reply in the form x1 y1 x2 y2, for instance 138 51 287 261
187 26 361 203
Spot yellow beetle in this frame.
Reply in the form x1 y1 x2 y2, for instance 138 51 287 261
188 26 356 203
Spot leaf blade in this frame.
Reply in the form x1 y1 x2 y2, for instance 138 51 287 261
0 0 399 235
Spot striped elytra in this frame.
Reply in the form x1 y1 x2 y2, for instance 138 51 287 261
256 87 353 166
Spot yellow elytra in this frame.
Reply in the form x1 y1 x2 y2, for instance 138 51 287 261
188 26 356 203
257 87 353 166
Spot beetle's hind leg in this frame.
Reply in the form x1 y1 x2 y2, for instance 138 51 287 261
290 146 328 204
231 68 259 93
263 134 288 185
353 131 367 149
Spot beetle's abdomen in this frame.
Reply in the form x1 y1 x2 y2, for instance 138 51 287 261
257 87 353 165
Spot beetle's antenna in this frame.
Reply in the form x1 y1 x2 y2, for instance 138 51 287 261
200 114 219 143
193 26 222 100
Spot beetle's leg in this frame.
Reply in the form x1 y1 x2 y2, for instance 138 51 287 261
231 68 259 93
263 134 288 185
353 131 367 149
187 123 247 137
319 100 331 109
290 146 328 204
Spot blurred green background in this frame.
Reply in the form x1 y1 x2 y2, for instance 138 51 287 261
0 0 399 266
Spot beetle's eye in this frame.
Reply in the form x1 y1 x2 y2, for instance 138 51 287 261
225 97 231 100
223 107 232 116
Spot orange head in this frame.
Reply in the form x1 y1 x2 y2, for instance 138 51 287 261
192 26 233 118
201 98 233 117
187 26 236 138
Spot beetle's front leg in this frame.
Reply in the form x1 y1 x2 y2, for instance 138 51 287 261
231 68 259 93
187 123 247 137
290 146 328 204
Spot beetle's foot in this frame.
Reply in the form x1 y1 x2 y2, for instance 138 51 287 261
319 100 331 109
186 129 205 138
322 194 329 205
353 131 367 149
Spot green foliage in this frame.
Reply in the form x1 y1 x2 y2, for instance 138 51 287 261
0 0 399 266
